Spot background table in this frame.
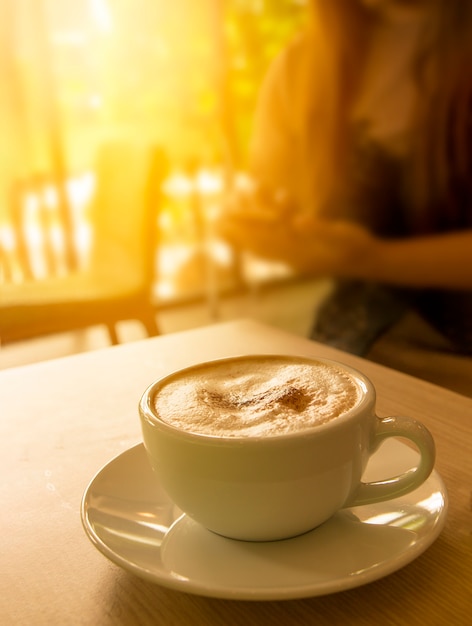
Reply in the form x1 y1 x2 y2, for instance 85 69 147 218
1 319 471 625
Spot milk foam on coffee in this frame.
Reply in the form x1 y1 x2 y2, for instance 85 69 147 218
153 357 361 437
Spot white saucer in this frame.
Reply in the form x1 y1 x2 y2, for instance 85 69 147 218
81 438 447 600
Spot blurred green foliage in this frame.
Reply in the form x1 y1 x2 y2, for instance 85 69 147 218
223 0 308 165
1 0 308 177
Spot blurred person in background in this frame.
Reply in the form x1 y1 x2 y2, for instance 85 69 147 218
218 0 472 395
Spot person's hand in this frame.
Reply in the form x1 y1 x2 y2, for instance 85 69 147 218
290 215 379 277
215 183 297 261
216 181 379 277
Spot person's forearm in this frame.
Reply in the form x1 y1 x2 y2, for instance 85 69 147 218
362 230 472 289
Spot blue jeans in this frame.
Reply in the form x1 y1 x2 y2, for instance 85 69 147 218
310 281 409 356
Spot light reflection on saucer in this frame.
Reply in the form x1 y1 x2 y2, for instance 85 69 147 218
81 438 447 600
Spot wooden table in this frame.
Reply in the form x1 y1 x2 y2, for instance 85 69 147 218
1 319 471 625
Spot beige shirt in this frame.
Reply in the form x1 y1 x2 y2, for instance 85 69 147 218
351 10 425 156
249 10 425 212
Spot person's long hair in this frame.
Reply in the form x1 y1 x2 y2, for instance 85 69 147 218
306 0 472 232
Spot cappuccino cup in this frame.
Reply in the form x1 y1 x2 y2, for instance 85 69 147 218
139 354 435 541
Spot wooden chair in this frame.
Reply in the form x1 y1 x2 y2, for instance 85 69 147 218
0 141 167 345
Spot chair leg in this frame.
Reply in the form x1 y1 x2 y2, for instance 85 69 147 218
106 323 120 345
141 310 160 337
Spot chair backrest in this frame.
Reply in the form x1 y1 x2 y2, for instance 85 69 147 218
1 141 169 292
87 141 168 289
2 172 79 283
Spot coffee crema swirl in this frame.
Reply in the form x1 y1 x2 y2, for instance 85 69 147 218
153 357 362 437
198 385 310 412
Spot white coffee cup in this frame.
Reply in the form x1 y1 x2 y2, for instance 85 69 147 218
139 354 435 542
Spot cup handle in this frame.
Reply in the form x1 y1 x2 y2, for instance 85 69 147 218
347 415 436 507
